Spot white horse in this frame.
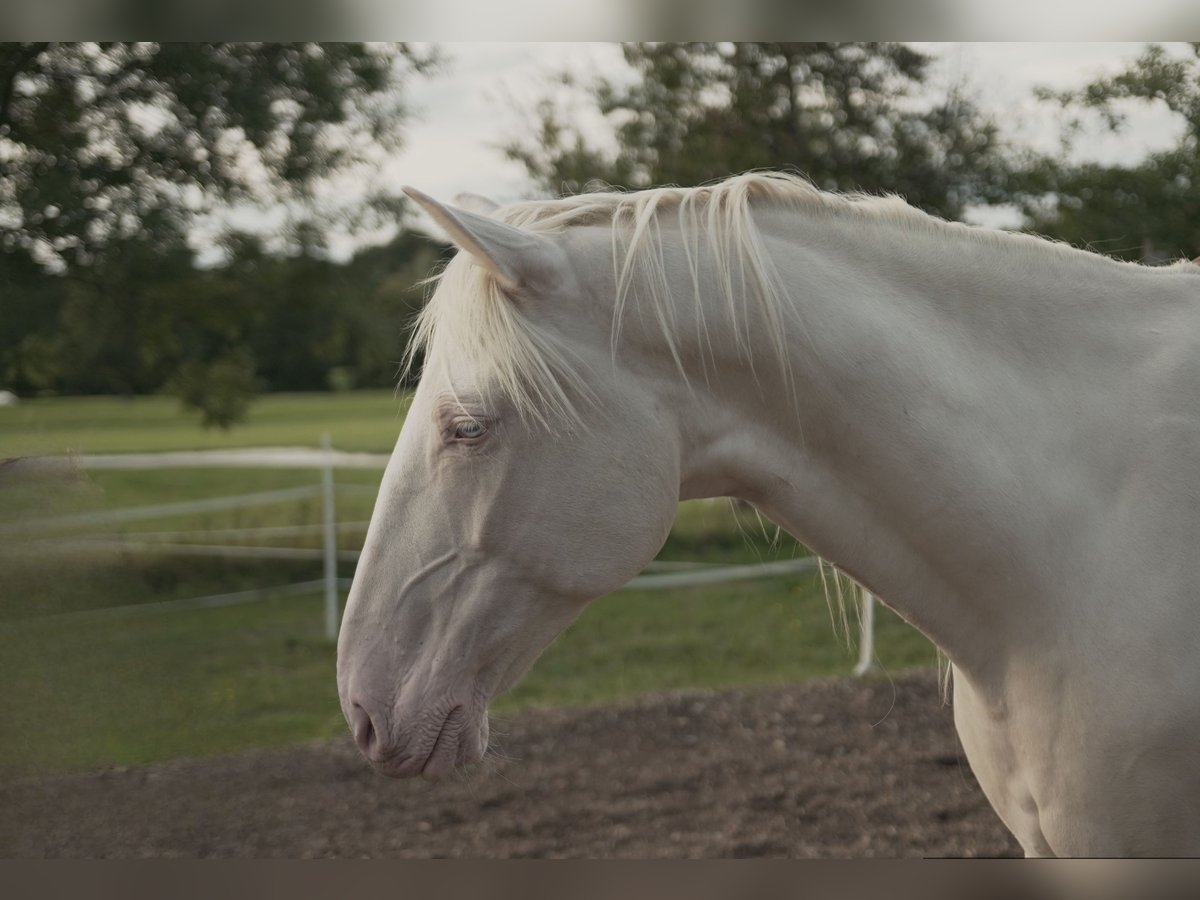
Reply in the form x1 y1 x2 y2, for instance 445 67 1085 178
336 172 1200 856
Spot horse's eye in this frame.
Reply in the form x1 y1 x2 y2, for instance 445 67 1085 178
453 419 487 440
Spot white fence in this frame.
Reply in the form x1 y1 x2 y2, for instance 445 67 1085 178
17 436 876 670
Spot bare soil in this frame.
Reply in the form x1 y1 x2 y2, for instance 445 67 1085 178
0 670 1021 858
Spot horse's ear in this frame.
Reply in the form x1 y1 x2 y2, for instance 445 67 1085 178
403 186 551 294
452 192 500 215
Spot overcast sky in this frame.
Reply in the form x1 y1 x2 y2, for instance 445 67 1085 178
387 43 1185 207
203 43 1189 260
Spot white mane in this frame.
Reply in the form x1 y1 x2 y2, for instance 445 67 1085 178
406 171 1195 428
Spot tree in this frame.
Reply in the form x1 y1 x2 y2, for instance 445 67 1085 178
0 219 446 415
506 42 1009 221
1016 43 1200 262
0 43 435 423
0 42 434 269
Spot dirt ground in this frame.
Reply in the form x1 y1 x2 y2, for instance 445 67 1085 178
0 670 1021 858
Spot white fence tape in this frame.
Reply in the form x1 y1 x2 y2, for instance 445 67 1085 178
11 484 322 535
4 578 356 627
109 520 371 542
623 557 818 589
68 447 390 469
12 558 822 626
8 445 875 674
22 534 715 570
64 539 364 563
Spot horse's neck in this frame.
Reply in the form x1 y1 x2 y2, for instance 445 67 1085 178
666 209 1193 679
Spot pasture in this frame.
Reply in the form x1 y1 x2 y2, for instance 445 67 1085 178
0 392 935 775
0 390 408 457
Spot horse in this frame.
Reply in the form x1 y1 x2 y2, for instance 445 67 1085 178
336 172 1200 857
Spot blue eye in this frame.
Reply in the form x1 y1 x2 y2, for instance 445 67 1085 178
453 419 487 440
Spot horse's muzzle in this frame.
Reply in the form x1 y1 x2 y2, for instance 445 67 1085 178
347 697 487 781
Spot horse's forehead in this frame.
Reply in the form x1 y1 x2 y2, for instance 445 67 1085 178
420 351 486 405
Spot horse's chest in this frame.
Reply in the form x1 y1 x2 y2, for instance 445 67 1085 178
952 673 1055 856
952 663 1200 856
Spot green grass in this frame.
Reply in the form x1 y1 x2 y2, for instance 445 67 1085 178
0 390 409 456
0 390 938 775
500 575 935 709
0 595 345 771
0 577 934 775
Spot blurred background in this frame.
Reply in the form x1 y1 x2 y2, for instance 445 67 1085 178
2 42 1199 781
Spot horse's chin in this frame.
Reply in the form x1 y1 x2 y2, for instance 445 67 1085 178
368 705 491 782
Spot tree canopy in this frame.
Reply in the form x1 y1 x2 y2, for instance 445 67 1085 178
0 42 438 426
1 224 446 426
506 42 1010 221
1016 43 1200 262
0 42 434 269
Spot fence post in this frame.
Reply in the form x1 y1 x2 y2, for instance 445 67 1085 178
321 432 339 641
853 590 876 677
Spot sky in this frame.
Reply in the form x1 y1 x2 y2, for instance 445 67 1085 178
211 43 1190 260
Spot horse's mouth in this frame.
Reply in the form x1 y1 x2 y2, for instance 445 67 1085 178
416 705 468 781
366 704 487 782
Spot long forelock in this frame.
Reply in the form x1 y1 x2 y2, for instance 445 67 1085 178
404 256 596 430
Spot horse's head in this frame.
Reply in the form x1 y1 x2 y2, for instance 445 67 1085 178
336 189 684 779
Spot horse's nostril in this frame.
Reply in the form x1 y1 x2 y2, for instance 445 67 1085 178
349 703 378 758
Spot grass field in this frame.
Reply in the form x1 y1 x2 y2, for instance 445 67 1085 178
0 391 936 774
0 390 408 456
